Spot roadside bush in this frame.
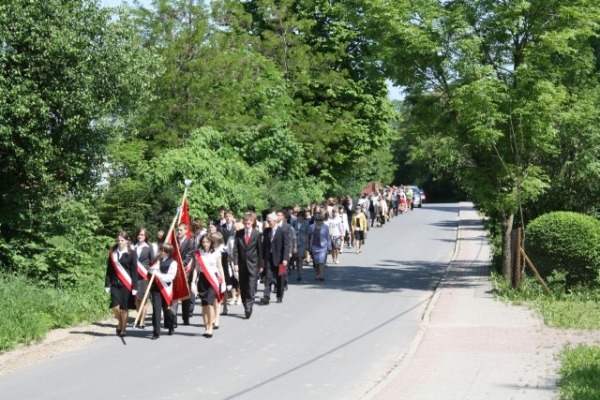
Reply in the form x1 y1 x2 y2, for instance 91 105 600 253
0 273 110 352
524 212 600 286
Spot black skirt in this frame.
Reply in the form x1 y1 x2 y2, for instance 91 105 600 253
197 273 218 306
109 284 135 310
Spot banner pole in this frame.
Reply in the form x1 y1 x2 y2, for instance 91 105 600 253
132 179 192 329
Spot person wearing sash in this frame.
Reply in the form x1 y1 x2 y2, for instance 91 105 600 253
105 231 138 337
148 242 177 340
195 234 225 338
133 227 154 329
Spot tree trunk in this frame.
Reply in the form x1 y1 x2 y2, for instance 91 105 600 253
501 212 514 279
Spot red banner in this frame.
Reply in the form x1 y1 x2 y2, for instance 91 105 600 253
168 230 191 303
180 199 192 238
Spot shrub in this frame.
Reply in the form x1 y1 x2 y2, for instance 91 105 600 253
524 212 600 286
0 274 110 352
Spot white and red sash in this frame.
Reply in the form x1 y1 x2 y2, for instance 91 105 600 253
109 250 133 291
151 260 174 306
183 259 193 275
194 251 222 303
137 260 149 280
135 245 150 280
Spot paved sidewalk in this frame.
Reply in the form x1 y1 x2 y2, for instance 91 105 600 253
366 202 563 400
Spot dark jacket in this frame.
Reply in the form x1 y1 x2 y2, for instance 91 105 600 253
262 224 292 267
105 247 138 290
232 228 263 275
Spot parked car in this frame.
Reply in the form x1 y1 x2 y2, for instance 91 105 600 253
407 185 422 208
419 189 426 203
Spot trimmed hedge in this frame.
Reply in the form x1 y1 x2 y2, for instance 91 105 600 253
524 212 600 286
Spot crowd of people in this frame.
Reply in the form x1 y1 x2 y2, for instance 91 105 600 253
104 185 418 339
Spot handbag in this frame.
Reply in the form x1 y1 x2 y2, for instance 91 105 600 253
278 262 287 277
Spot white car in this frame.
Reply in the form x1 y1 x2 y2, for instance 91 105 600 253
407 186 422 208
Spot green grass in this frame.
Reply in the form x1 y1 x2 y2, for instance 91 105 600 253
493 274 600 399
493 274 600 329
559 345 600 400
0 274 110 352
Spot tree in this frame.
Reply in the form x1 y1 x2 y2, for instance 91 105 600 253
147 127 269 219
0 0 156 276
216 0 398 188
0 0 155 237
369 0 600 277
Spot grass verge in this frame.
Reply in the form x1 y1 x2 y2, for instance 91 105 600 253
493 274 600 399
559 345 600 400
0 274 110 352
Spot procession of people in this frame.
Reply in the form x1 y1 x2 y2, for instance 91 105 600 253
105 185 416 339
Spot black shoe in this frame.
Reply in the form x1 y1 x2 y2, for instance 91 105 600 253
151 335 159 340
173 323 178 328
120 330 126 337
139 324 146 330
203 333 213 338
245 310 252 319
213 324 219 330
261 297 270 305
221 309 228 316
183 319 190 326
116 328 120 335
276 298 282 303
168 328 174 336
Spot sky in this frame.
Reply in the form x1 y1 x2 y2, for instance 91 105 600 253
100 0 150 7
99 0 404 101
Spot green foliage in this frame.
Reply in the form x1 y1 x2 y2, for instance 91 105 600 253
98 178 153 236
147 127 269 218
265 176 329 208
369 0 600 276
0 0 156 236
525 212 600 285
494 273 600 329
559 345 600 400
0 274 109 352
217 0 398 186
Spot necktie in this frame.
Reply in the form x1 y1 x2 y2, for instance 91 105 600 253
245 230 250 245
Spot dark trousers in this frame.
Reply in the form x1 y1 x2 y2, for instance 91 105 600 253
239 269 257 312
151 290 174 336
181 296 193 322
263 263 285 300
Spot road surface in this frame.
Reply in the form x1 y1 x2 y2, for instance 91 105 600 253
0 204 459 400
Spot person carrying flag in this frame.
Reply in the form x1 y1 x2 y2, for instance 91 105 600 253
148 242 177 340
105 231 138 337
171 222 195 327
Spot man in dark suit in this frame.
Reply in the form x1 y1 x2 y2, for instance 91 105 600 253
232 215 262 318
172 222 196 326
261 211 291 304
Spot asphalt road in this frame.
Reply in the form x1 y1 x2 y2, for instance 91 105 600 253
0 203 459 400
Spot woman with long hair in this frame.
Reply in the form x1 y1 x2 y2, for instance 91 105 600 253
105 231 138 337
195 234 226 338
